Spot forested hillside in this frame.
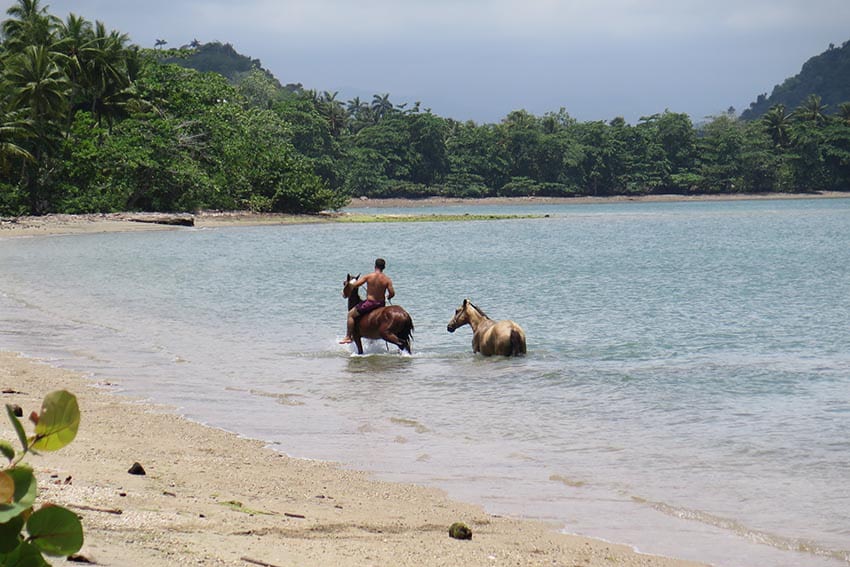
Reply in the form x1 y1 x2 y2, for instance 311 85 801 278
163 40 303 94
742 41 850 120
1 0 848 217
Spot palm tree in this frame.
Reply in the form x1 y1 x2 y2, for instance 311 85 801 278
318 91 346 136
794 94 827 125
5 45 69 124
0 104 34 175
2 0 60 52
371 93 393 121
837 102 850 126
346 97 373 133
762 104 791 148
3 44 69 212
303 89 319 104
154 38 167 49
55 14 93 117
78 22 134 128
346 96 363 115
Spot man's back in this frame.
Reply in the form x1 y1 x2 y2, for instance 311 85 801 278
363 271 393 302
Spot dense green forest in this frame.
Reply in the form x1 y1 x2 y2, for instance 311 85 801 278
1 0 849 216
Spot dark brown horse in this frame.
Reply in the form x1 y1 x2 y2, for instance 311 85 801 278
342 274 414 354
447 299 527 356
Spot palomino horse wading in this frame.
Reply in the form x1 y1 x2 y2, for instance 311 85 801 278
342 274 414 354
447 299 527 356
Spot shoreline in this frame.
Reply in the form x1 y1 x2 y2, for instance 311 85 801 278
0 191 846 237
343 191 850 208
0 351 704 566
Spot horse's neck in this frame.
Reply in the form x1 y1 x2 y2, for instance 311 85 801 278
348 290 362 310
466 308 490 332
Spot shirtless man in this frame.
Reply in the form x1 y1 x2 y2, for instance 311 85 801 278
339 258 395 344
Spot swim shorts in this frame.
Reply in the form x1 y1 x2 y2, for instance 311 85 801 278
356 299 385 315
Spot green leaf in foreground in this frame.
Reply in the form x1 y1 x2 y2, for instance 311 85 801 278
0 513 25 552
31 391 80 452
0 440 15 462
0 467 37 523
0 539 49 567
26 506 84 557
5 405 28 452
0 470 14 503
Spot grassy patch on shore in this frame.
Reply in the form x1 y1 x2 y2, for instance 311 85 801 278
334 213 542 223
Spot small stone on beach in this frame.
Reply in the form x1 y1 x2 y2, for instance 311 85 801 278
128 462 146 475
448 521 472 540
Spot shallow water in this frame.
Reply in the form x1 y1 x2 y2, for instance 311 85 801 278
2 198 849 566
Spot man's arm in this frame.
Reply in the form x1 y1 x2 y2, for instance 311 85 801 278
386 279 395 300
353 274 371 289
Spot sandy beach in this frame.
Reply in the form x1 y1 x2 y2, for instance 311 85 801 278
0 352 704 566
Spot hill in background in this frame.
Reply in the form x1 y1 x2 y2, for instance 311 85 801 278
741 40 850 120
164 39 850 124
162 41 303 92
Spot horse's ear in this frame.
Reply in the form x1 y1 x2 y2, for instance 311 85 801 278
356 273 361 279
346 273 351 280
463 299 469 306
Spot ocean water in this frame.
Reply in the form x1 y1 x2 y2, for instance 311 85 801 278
1 197 849 567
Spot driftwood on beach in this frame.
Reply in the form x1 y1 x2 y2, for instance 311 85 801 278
120 213 195 227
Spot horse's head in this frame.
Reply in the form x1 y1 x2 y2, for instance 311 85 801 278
342 273 360 298
447 299 472 333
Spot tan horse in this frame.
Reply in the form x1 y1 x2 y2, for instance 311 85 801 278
447 299 527 356
342 274 414 355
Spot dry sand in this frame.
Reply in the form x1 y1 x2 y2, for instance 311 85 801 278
0 352 705 566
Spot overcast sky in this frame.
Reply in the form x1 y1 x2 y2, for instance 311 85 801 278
13 0 850 123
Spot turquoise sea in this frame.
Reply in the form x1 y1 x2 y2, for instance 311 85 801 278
1 197 849 566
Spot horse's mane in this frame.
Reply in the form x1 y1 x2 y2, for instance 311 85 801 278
349 286 363 305
468 301 488 319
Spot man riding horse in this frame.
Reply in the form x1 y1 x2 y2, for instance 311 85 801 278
339 258 395 345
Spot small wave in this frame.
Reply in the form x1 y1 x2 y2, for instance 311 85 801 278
632 496 850 564
549 474 587 488
248 388 306 406
389 416 430 434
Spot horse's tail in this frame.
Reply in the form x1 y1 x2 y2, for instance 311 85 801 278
398 315 414 354
510 328 525 357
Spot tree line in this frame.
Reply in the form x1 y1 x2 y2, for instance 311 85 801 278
1 0 848 217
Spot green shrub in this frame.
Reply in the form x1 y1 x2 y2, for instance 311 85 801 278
1 391 84 565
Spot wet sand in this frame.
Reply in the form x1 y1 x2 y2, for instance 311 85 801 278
0 352 704 566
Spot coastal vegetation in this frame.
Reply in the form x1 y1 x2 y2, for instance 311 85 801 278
1 0 848 217
2 390 84 565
